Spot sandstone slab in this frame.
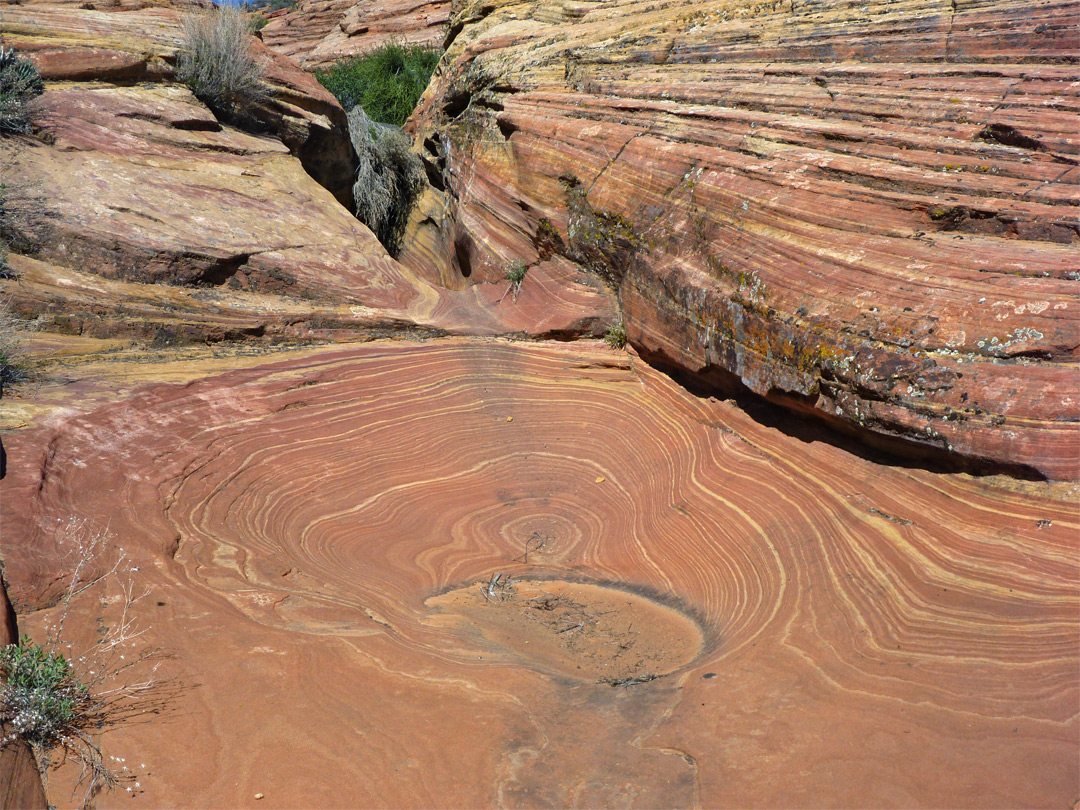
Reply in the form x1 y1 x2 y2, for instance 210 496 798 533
404 0 1080 479
262 0 451 70
0 339 1075 807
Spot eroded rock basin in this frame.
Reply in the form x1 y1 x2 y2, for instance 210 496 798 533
427 578 704 683
1 338 1076 808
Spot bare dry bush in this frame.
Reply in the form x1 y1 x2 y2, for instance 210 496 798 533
176 6 267 121
1 144 47 277
347 106 426 256
0 297 35 394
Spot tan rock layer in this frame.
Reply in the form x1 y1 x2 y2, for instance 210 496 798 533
262 0 452 69
404 0 1080 479
2 4 358 204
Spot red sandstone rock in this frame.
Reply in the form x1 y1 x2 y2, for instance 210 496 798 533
0 340 1076 807
403 0 1080 479
0 2 613 344
0 3 1074 806
262 0 451 69
2 3 357 203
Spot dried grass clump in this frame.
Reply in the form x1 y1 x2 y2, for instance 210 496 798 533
0 298 34 393
176 6 267 121
0 166 44 278
348 106 426 256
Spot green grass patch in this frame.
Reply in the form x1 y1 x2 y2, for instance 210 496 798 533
604 321 627 349
316 43 441 127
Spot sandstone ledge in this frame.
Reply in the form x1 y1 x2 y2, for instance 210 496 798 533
404 0 1080 479
262 0 452 70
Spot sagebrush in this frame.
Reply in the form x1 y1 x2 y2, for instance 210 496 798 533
0 47 43 135
316 43 440 126
176 6 267 121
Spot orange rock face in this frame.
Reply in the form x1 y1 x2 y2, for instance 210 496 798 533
1 340 1076 807
262 0 451 69
405 0 1080 480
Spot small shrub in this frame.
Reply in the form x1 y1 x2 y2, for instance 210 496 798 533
316 42 440 126
0 519 177 806
0 637 90 752
0 47 44 135
505 260 527 286
248 13 269 31
176 7 267 121
502 260 528 302
348 106 426 256
604 320 627 349
244 0 297 11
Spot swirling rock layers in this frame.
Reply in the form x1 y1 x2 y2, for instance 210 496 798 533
1 339 1075 807
405 0 1080 479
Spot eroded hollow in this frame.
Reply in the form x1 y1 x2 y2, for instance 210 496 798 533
426 577 704 683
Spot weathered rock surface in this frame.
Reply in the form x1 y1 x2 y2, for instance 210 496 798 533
5 2 358 204
0 3 613 349
0 0 1076 806
262 0 451 69
404 0 1080 479
1 340 1076 807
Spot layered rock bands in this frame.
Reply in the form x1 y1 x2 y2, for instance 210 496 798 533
400 0 1080 480
2 340 1076 807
